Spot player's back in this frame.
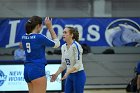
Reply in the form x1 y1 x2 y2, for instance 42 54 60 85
22 33 55 64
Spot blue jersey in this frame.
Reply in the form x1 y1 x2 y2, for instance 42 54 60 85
22 33 56 64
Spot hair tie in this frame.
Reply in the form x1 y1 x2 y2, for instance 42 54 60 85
28 20 31 23
74 27 78 32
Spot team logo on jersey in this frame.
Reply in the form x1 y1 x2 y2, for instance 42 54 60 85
0 70 7 86
105 19 140 47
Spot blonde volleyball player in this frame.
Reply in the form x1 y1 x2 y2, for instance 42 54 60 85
50 27 86 93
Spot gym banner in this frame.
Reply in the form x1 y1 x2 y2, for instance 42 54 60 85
0 64 62 91
0 18 140 48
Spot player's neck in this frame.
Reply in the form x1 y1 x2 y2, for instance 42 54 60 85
66 39 74 46
32 29 38 34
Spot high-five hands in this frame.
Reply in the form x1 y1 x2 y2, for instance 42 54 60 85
44 17 53 30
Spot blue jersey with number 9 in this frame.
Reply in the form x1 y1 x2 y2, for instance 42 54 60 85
22 33 56 64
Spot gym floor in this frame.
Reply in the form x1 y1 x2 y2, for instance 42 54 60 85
84 89 126 93
55 89 126 93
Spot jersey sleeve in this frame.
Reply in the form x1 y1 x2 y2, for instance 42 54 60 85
59 45 67 69
39 34 60 48
73 43 83 70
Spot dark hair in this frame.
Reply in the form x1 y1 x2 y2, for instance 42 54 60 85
66 27 79 42
25 16 42 34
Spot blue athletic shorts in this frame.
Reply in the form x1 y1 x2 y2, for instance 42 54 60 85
65 70 86 93
24 63 46 83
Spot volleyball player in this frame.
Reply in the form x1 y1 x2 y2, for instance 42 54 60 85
50 27 86 93
22 16 60 93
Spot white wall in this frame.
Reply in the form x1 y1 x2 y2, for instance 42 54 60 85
0 0 90 17
112 0 140 17
0 0 140 17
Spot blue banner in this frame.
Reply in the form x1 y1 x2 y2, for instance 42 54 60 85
0 18 140 48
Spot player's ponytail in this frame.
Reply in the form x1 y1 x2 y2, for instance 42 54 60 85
73 28 79 42
25 16 42 34
67 27 79 42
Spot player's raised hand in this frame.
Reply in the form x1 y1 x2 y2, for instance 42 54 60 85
44 17 53 30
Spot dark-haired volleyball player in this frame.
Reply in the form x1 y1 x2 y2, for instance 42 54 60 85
22 16 60 93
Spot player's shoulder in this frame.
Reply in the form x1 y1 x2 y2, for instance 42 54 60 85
21 33 27 38
35 34 48 40
61 43 67 49
72 41 83 51
72 41 82 48
22 33 26 36
36 33 45 37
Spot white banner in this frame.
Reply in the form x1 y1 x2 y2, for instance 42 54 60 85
0 64 62 91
